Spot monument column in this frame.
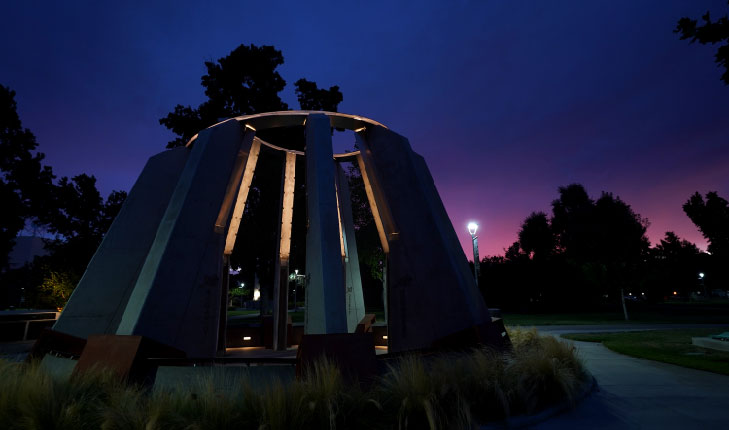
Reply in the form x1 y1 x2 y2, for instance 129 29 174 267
304 114 347 334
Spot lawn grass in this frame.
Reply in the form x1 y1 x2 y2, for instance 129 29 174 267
502 310 729 326
227 310 260 317
562 328 729 375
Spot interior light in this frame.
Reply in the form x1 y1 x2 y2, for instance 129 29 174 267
243 336 252 341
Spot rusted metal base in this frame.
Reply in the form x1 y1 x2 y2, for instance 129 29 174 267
74 335 185 384
27 328 87 362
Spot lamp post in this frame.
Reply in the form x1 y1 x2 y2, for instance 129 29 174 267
468 222 480 287
699 272 707 297
289 269 305 310
238 282 244 308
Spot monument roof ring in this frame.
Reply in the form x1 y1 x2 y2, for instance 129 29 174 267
185 110 388 159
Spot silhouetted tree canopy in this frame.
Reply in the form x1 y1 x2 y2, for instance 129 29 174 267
517 211 554 261
592 192 649 266
159 44 346 310
0 85 55 269
675 2 729 85
294 79 343 112
0 84 127 308
683 191 729 258
160 44 343 148
550 184 597 260
482 184 651 312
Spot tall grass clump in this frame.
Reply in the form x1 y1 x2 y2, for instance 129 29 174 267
0 359 132 430
377 327 586 428
0 329 586 429
506 328 585 414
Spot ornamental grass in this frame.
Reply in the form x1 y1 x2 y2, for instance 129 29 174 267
0 328 586 430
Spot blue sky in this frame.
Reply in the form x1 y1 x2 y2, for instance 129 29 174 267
2 0 727 255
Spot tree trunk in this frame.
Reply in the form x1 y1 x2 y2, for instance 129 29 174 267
620 287 629 321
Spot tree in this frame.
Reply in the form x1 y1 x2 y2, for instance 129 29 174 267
0 85 55 270
1 84 127 308
592 192 649 267
683 191 729 291
294 79 343 111
159 44 343 148
550 184 597 261
675 2 729 85
517 211 555 261
160 44 345 312
646 231 701 299
683 191 729 257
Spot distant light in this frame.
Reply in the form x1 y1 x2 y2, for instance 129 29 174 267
243 336 252 341
628 293 632 296
699 272 705 279
253 288 260 301
641 292 645 296
382 335 388 340
673 291 678 295
467 222 478 236
295 269 299 275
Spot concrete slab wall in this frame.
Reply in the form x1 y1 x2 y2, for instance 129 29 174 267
358 126 491 352
53 148 189 338
116 119 247 357
410 153 489 320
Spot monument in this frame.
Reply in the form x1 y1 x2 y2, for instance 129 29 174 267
35 111 506 374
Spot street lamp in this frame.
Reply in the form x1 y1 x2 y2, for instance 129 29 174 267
289 269 305 310
468 222 480 287
699 272 707 297
238 282 244 307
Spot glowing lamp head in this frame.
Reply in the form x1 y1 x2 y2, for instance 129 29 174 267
699 272 705 279
467 222 479 236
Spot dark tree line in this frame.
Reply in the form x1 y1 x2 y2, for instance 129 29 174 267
0 85 126 308
479 184 728 314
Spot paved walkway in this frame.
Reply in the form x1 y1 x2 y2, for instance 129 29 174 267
530 325 729 429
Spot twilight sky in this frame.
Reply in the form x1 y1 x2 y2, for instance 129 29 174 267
2 0 727 257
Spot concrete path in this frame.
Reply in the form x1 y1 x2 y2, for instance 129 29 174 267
530 325 729 429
